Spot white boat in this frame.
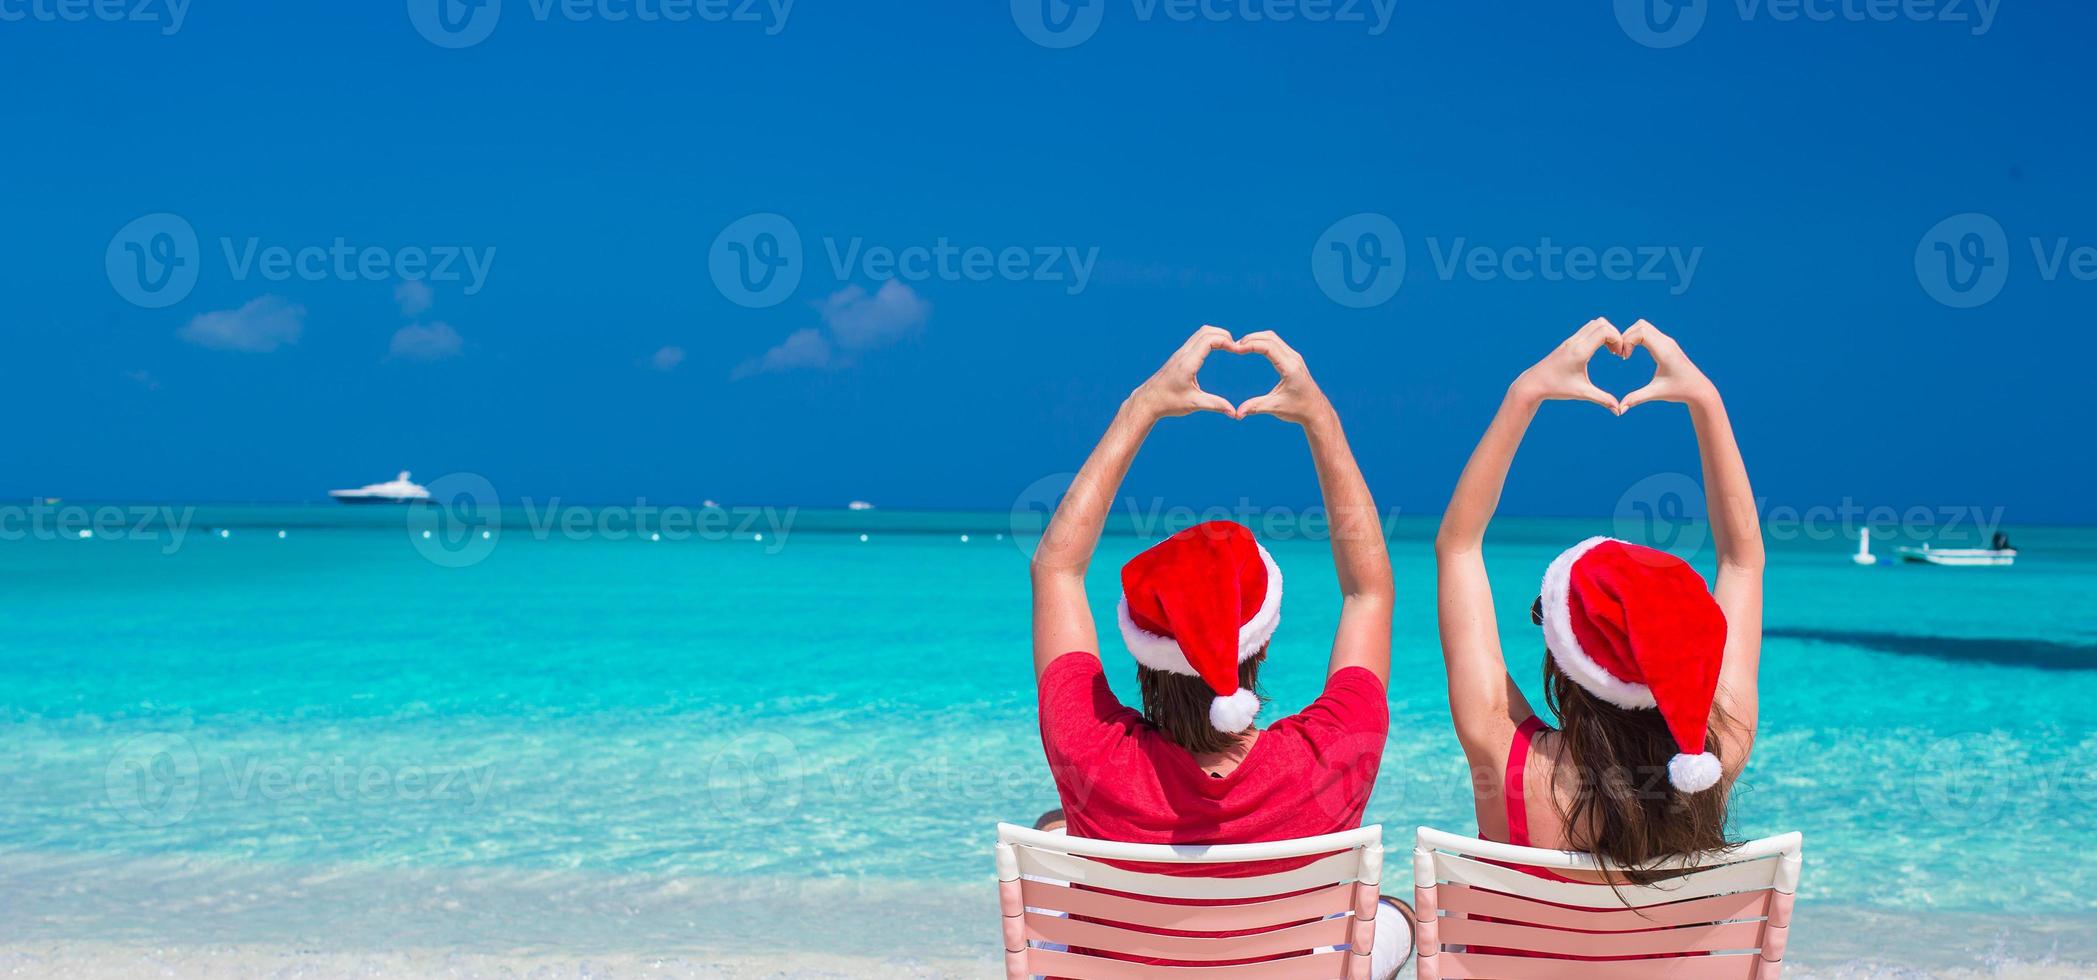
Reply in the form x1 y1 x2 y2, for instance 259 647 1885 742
329 471 430 505
847 500 875 511
1896 543 2016 567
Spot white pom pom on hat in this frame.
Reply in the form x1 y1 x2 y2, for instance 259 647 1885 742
1208 689 1261 734
1668 751 1724 793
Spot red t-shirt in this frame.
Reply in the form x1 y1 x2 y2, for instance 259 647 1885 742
1037 652 1387 876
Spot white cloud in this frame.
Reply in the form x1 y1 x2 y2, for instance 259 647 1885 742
388 321 464 362
650 345 686 372
395 280 434 316
820 281 930 351
178 295 305 353
733 282 929 380
731 328 831 380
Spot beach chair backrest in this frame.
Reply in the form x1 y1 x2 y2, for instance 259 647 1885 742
995 822 1387 979
1411 825 1805 979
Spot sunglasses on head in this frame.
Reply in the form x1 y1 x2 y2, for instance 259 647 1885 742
1530 596 1544 626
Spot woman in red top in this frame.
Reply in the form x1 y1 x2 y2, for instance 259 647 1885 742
1029 326 1411 975
1433 318 1766 901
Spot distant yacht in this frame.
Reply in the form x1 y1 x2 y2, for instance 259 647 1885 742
847 500 875 511
329 471 430 505
1897 535 2017 567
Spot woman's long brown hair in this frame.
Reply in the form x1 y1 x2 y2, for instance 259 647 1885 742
1541 657 1736 885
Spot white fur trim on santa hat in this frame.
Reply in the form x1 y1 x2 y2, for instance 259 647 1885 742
1668 751 1724 793
1209 689 1261 733
1539 536 1659 710
1117 543 1284 677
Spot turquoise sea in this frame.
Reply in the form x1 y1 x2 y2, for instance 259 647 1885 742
4 503 2095 974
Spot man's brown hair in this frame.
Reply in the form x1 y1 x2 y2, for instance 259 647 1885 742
1135 648 1267 755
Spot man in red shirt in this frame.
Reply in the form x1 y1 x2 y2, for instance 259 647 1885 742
1028 326 1410 975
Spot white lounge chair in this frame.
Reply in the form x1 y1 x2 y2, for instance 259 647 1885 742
1411 825 1805 978
995 822 1391 978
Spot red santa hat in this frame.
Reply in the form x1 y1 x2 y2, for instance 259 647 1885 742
1540 537 1729 793
1117 521 1282 734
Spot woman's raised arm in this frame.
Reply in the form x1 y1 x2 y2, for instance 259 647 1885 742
1030 326 1235 679
1619 319 1764 772
1234 331 1393 685
1435 318 1625 760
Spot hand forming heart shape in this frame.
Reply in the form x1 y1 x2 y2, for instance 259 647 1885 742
1136 325 1330 424
1515 317 1714 415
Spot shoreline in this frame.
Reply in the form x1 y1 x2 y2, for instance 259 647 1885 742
4 853 2093 978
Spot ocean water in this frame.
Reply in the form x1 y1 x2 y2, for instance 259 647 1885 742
3 504 2095 972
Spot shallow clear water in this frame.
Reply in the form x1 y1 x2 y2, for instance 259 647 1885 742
3 505 2094 965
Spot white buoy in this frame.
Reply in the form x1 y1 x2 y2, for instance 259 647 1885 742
218 529 231 539
77 529 92 539
277 530 287 539
481 530 492 539
960 534 970 543
650 532 661 542
859 533 869 542
421 530 432 539
753 533 763 542
1852 530 1876 566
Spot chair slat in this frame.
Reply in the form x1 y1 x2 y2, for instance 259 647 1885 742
1020 878 1355 931
1434 852 1777 908
1027 946 1354 979
1440 916 1769 957
1438 949 1761 979
1437 883 1772 931
1017 847 1360 900
1026 911 1353 961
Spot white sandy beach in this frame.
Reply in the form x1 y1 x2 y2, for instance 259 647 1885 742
4 854 2093 980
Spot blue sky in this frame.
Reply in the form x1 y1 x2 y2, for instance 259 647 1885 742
3 1 2091 523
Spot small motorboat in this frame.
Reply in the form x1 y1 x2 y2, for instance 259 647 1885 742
847 500 875 511
1896 542 2016 567
329 471 430 505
